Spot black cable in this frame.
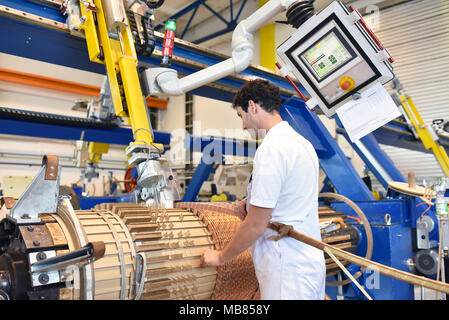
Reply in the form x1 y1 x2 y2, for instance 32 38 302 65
141 14 156 57
285 0 315 29
139 15 148 56
146 0 164 9
0 107 119 129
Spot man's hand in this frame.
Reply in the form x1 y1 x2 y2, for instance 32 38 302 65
200 248 224 267
200 204 272 268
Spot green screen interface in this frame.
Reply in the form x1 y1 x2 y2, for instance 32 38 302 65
302 31 353 80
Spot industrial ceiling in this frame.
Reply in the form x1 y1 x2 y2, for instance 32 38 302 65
152 0 411 48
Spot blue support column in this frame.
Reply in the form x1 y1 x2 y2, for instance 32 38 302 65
335 118 406 189
182 154 219 202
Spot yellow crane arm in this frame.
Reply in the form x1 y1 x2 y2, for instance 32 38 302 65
399 94 449 177
79 0 163 152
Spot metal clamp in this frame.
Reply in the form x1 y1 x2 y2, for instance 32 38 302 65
42 155 58 181
133 252 147 300
2 197 15 209
30 242 105 274
9 155 61 224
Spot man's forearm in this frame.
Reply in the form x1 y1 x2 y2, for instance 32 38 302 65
219 219 262 263
219 205 272 264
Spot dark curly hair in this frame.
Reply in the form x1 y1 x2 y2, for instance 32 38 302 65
232 79 282 114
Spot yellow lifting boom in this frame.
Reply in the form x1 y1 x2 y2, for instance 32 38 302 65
398 93 449 177
79 0 163 153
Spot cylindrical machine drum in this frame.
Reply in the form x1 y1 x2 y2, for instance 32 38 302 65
51 201 259 300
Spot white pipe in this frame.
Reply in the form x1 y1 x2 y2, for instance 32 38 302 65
179 59 236 93
154 0 298 96
241 0 289 34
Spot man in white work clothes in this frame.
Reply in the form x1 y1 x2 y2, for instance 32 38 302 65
200 79 326 300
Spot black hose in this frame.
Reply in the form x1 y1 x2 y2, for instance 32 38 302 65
146 0 165 9
141 14 156 57
286 0 315 29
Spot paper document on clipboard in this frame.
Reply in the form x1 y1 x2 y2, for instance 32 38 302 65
336 82 401 143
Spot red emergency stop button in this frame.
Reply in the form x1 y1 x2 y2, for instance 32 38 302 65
339 76 355 92
341 81 351 90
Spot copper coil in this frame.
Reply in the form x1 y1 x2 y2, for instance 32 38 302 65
175 202 259 299
200 210 259 300
318 206 360 276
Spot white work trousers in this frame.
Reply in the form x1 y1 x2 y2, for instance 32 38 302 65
250 225 326 300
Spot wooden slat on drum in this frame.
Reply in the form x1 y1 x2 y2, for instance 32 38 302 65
76 210 135 300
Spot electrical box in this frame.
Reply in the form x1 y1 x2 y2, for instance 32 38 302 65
277 1 394 117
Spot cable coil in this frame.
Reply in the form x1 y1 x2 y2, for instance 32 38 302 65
286 0 315 29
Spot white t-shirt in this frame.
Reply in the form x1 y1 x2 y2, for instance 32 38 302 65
247 121 325 300
250 121 320 232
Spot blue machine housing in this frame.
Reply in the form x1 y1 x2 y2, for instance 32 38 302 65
323 195 440 300
325 199 414 299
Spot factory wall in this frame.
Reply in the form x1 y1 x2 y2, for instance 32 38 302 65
366 0 449 189
0 53 127 196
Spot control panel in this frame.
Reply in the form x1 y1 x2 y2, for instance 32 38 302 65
277 1 394 117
